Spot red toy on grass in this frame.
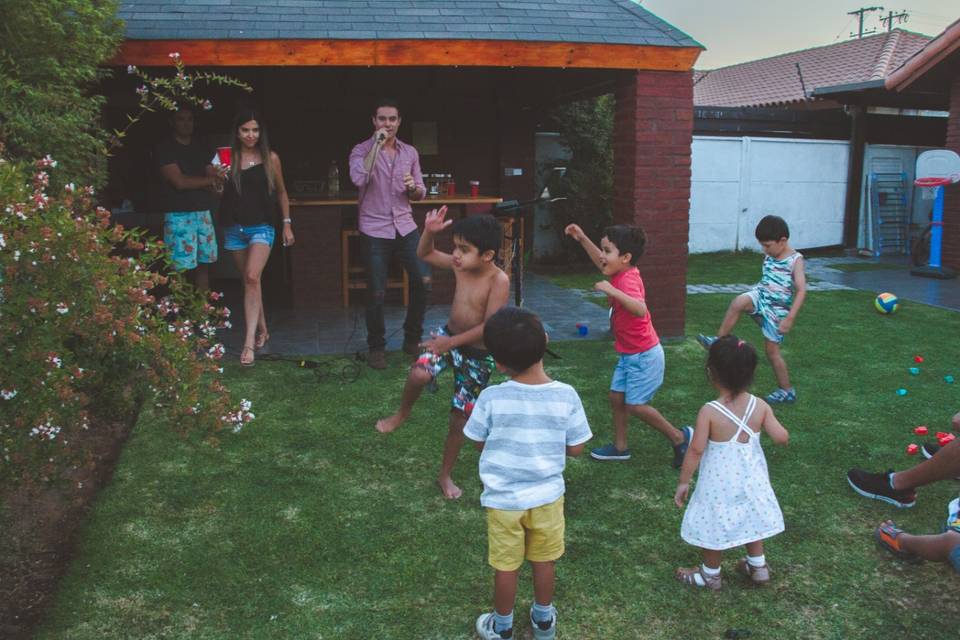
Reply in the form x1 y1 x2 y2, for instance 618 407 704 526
906 444 919 455
914 426 929 436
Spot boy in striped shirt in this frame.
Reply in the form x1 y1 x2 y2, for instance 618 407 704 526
464 307 592 640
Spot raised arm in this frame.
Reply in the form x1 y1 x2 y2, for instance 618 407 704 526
564 223 604 271
675 406 710 507
417 206 455 269
778 256 807 334
349 137 380 189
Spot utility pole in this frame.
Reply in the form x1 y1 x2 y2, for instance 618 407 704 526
848 6 884 38
880 10 909 31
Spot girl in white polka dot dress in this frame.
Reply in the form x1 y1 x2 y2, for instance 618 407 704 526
674 335 790 590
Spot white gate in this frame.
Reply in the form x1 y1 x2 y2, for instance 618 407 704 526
690 136 850 253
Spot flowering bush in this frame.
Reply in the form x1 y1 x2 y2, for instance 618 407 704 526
0 152 253 484
112 52 251 150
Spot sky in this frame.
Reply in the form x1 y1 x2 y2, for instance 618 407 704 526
641 0 958 69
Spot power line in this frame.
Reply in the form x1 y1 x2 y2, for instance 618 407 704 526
880 9 910 31
834 16 857 41
848 6 885 38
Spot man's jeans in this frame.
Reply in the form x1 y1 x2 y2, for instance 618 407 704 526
362 230 429 351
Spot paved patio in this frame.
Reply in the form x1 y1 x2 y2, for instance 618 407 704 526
217 254 959 358
218 272 612 357
683 256 960 312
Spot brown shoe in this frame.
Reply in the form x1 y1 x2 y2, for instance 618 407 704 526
367 349 387 369
402 340 421 356
736 558 771 584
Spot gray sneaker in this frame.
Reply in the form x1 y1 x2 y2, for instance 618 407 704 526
766 387 797 404
475 612 512 639
529 605 557 640
697 334 718 350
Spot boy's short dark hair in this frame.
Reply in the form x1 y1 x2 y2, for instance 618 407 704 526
451 214 501 257
483 306 546 373
603 224 646 265
755 215 790 242
373 97 401 116
706 335 757 395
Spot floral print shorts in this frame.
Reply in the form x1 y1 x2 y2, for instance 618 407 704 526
163 210 218 271
414 325 495 416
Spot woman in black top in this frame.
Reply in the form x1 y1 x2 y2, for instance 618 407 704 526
220 109 294 366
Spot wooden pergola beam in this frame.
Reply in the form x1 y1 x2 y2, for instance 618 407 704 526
113 39 700 71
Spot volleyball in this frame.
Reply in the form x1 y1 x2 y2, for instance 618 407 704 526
875 292 899 314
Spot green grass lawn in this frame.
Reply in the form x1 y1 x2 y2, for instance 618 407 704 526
543 251 770 289
36 284 960 638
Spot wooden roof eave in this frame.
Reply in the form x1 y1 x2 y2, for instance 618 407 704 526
111 39 701 72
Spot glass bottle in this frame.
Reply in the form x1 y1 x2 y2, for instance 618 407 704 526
327 160 340 198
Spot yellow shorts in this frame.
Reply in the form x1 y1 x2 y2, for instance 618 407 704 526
486 497 565 571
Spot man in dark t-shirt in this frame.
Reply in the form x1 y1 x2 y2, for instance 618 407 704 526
156 106 222 290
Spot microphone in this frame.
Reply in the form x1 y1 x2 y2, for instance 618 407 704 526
376 131 386 143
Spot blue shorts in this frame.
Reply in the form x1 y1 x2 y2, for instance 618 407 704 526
223 224 275 251
163 210 218 271
610 343 664 406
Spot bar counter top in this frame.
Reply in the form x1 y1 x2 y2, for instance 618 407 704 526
290 194 503 206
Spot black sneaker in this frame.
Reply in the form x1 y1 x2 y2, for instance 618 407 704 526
921 443 940 459
846 468 916 508
672 426 694 469
921 443 960 479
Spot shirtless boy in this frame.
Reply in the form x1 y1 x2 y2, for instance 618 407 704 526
376 206 510 499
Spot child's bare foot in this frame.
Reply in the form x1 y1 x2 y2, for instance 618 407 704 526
375 413 405 433
436 476 462 500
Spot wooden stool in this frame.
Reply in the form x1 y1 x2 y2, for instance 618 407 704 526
341 229 409 308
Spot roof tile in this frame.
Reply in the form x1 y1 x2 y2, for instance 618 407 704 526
119 0 701 47
694 29 931 107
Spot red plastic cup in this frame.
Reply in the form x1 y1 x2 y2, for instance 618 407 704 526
469 180 479 198
914 426 929 436
936 432 950 440
906 444 919 455
216 146 232 168
914 355 924 363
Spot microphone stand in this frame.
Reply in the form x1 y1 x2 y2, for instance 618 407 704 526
488 192 567 359
488 192 567 307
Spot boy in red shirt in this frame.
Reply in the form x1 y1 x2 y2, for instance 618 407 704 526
565 223 692 467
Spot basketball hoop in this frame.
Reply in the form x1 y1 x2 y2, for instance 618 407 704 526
915 176 952 200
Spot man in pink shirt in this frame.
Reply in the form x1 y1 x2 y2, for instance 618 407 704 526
349 99 428 369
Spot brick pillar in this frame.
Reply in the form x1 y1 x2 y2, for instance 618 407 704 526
943 74 960 271
613 70 693 338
